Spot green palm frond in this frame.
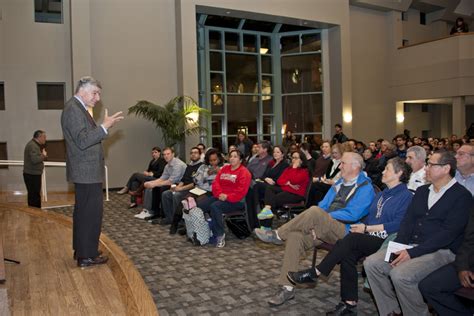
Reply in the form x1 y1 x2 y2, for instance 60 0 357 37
128 96 209 147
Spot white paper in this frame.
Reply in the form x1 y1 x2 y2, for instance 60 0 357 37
384 241 414 262
190 187 207 196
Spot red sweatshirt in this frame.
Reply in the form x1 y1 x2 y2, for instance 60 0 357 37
212 164 252 203
277 167 310 197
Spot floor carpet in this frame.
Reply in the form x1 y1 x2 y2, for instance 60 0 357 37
51 194 379 315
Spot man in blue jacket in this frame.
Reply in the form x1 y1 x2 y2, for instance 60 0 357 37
255 152 375 306
364 150 472 316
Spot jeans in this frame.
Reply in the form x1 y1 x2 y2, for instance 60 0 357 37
198 196 244 237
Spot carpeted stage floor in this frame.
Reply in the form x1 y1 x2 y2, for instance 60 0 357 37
51 194 379 315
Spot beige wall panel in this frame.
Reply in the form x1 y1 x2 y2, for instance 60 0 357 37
87 0 177 187
349 6 393 142
0 0 71 192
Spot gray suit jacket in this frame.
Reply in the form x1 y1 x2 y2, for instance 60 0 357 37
61 97 107 184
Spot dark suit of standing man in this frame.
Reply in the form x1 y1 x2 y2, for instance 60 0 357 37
61 76 123 268
23 130 47 208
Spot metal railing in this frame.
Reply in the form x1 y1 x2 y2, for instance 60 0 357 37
0 160 109 202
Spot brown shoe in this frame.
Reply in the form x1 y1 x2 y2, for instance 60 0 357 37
77 255 108 268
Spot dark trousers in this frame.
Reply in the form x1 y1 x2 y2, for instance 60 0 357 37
245 182 271 229
126 172 154 191
263 185 303 210
198 196 244 237
317 233 384 301
419 263 472 316
73 183 103 259
23 173 42 208
151 185 170 217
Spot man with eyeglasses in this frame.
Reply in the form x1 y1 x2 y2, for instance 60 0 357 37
364 150 472 316
254 152 375 306
454 144 474 195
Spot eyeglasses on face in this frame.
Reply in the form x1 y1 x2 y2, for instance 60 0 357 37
426 162 447 168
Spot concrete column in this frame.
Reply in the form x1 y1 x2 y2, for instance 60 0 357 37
452 97 466 138
395 101 404 135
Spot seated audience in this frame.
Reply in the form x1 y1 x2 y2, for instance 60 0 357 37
134 147 186 220
363 150 472 316
332 123 348 144
455 144 474 195
450 17 469 35
419 204 474 316
158 147 203 226
254 152 375 306
395 134 408 159
367 140 397 189
282 130 296 149
257 150 310 220
196 143 206 161
312 141 332 180
307 143 343 205
117 147 166 208
169 148 224 234
246 141 273 179
451 139 464 152
300 142 316 176
245 143 259 165
288 157 413 315
405 146 427 192
248 145 289 229
198 150 251 248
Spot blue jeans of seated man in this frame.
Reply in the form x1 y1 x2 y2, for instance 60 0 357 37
161 189 189 223
198 196 244 237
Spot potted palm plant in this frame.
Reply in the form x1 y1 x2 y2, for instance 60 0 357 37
128 96 209 148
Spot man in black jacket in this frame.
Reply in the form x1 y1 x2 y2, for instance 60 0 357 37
419 204 474 316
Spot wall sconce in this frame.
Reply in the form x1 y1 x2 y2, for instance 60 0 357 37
396 113 405 123
343 113 352 123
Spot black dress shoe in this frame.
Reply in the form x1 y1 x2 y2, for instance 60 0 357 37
177 227 187 236
326 302 357 315
150 218 171 225
169 225 178 235
74 250 102 260
287 267 318 286
77 255 109 268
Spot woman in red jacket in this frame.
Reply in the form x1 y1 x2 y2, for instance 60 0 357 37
257 150 310 220
198 149 252 248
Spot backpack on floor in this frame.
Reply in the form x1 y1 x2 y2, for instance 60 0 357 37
225 217 251 239
182 207 212 246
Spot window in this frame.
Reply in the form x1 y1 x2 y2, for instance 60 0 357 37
0 142 7 169
404 103 410 112
198 14 322 152
45 140 66 162
422 104 429 112
0 82 4 110
420 12 426 25
35 0 62 24
402 39 409 46
37 83 65 110
401 12 408 21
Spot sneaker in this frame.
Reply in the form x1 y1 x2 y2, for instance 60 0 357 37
287 267 318 286
326 302 357 316
259 225 272 231
117 186 128 195
268 286 295 306
254 228 284 245
257 208 274 220
216 233 226 248
134 209 150 219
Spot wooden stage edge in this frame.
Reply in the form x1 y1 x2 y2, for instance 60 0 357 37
0 202 159 316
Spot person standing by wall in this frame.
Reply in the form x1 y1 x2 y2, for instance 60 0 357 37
61 76 123 268
23 130 47 208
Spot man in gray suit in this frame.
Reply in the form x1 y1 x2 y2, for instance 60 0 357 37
61 76 123 268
